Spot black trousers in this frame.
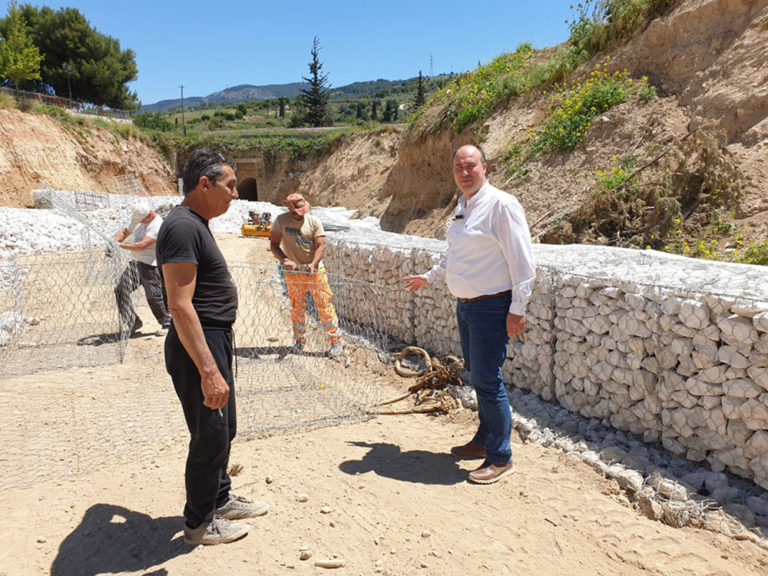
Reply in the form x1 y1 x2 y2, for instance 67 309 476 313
164 324 236 527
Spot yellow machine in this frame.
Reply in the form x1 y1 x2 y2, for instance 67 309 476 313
241 211 272 237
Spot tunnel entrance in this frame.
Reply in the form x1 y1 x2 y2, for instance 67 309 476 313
237 177 258 201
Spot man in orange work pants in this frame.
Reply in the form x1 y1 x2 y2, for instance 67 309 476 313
270 193 342 357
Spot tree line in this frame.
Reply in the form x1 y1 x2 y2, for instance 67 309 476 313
136 37 440 133
0 2 139 110
276 37 431 128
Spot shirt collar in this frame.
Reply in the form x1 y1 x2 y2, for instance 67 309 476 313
460 180 490 208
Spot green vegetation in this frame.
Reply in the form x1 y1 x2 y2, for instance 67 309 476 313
152 126 351 168
133 112 173 132
296 36 332 128
500 62 653 181
0 1 41 89
736 241 768 266
542 130 748 264
414 70 426 110
533 65 644 154
0 3 139 109
501 63 653 180
568 0 677 60
422 43 542 134
416 0 674 136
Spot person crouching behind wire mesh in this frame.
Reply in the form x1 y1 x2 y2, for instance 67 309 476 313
270 193 343 358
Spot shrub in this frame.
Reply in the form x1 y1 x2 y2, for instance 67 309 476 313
736 242 768 266
568 0 677 60
133 112 172 131
0 91 16 109
424 43 541 134
532 64 645 155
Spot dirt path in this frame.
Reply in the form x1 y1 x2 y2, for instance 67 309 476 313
2 235 768 576
3 411 768 576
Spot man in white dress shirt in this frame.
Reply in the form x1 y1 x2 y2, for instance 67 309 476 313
404 144 536 484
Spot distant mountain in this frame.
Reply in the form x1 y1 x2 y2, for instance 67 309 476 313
139 75 454 113
139 83 308 113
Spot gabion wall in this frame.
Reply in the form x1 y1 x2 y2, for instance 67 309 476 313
326 234 768 490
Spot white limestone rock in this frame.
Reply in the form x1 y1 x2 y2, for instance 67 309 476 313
680 299 709 330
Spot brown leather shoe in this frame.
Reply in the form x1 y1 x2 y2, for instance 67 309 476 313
468 461 515 484
450 440 486 459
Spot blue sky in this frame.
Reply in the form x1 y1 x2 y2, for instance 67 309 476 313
3 1 575 106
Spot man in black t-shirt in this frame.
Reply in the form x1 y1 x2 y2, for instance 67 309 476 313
156 149 269 546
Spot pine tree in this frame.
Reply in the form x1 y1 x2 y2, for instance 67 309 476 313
299 36 331 127
382 98 399 123
414 70 426 109
0 1 42 89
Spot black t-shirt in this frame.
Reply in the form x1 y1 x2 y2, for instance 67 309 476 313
156 205 238 326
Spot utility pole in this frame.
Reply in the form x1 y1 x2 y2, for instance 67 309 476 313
430 54 433 77
179 84 187 137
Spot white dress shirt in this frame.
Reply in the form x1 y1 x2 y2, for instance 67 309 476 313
424 182 536 316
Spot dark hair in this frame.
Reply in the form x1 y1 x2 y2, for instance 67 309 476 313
182 149 229 196
453 144 487 164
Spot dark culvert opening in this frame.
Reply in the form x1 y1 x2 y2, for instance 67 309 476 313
237 177 258 201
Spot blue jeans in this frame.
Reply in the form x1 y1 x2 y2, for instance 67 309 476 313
456 293 512 465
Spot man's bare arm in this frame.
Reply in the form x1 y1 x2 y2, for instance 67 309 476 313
163 261 229 410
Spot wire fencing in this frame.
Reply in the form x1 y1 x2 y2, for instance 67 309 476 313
0 250 127 376
0 252 391 489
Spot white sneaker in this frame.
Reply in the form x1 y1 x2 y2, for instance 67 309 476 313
183 516 249 545
216 494 269 520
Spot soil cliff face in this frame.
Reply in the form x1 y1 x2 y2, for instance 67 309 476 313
0 0 766 243
611 0 768 143
378 0 768 240
0 109 175 207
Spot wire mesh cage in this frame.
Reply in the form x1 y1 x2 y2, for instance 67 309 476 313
113 173 147 197
225 263 389 437
0 250 128 376
0 256 391 488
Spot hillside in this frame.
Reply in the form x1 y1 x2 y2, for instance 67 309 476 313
378 0 768 252
0 109 175 208
139 83 308 113
1 0 767 259
139 74 453 114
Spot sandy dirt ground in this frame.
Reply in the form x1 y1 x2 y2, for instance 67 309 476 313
2 236 768 576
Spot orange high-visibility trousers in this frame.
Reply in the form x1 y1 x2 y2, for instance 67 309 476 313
284 268 340 345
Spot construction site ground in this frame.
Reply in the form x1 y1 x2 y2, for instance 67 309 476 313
2 236 768 576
